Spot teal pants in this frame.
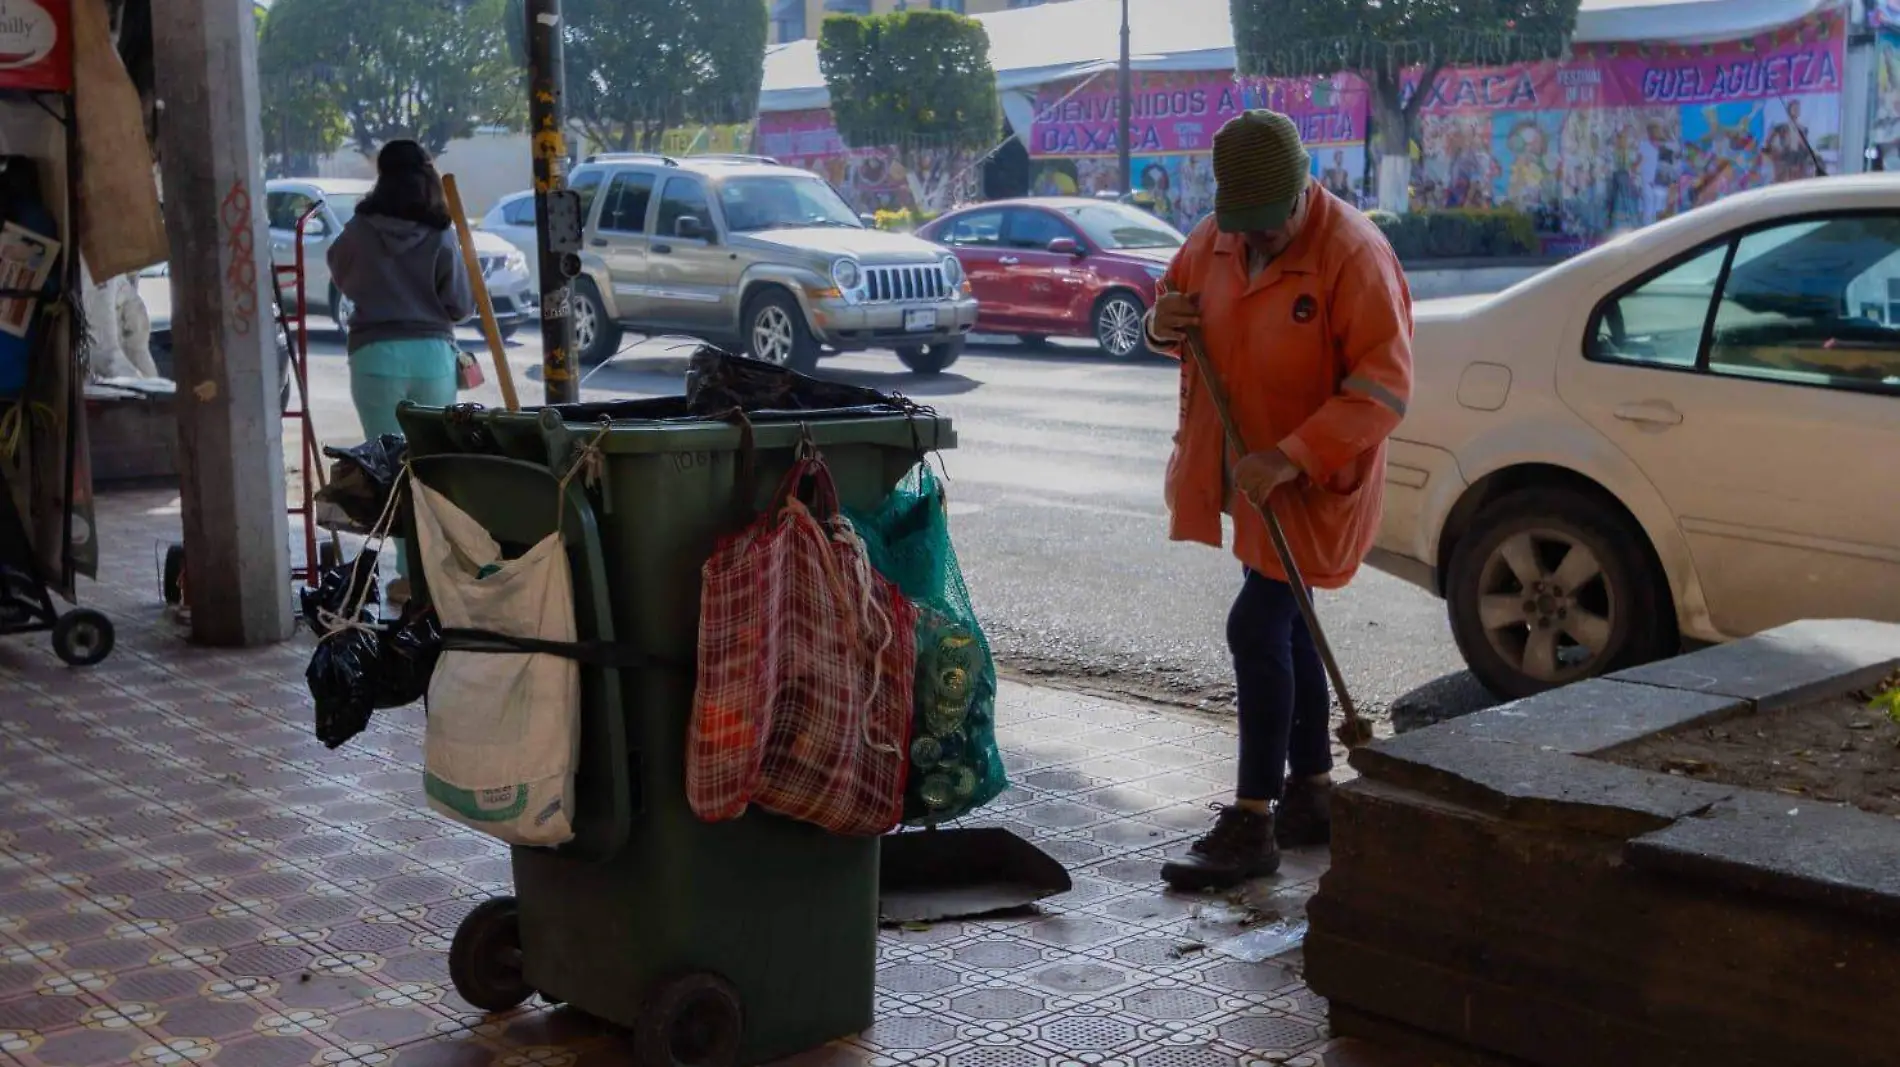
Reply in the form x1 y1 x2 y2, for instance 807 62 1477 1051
348 338 460 579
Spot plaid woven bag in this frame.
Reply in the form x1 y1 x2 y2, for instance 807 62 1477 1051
688 449 918 836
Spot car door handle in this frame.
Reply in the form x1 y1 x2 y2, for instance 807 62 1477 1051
652 243 672 255
998 256 1020 265
590 238 608 247
1613 400 1683 427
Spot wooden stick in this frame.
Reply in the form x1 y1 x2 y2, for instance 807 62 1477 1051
1179 323 1371 747
442 175 521 412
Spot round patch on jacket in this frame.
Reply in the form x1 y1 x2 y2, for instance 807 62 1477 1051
1292 294 1317 323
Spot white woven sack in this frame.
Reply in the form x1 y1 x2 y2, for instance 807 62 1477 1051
412 480 579 847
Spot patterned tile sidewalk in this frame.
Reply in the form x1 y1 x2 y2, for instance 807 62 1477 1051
0 490 1415 1067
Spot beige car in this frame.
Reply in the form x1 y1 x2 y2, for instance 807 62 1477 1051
1372 174 1900 699
566 155 979 374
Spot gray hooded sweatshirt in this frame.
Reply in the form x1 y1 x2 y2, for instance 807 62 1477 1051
327 214 474 354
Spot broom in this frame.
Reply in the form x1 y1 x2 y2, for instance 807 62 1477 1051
442 175 521 412
1178 322 1374 749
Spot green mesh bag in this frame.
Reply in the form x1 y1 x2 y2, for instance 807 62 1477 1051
845 463 1007 825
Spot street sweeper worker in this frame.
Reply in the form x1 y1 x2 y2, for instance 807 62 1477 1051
1143 110 1414 891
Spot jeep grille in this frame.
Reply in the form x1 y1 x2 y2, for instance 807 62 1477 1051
862 264 949 303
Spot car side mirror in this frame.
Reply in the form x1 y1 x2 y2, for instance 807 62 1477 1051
675 215 709 241
859 213 877 228
1047 237 1083 257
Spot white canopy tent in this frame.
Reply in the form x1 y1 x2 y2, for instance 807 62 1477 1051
757 0 1843 116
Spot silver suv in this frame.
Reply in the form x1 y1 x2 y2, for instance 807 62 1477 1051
567 155 978 374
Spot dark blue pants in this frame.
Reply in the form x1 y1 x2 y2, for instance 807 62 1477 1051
1228 569 1334 801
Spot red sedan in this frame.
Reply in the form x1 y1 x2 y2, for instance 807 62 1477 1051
918 197 1186 358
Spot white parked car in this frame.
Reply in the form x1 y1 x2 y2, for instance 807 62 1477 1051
266 178 537 337
1373 174 1900 699
478 190 539 286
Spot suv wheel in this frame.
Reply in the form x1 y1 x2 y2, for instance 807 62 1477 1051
573 279 623 366
896 339 963 375
744 289 819 373
1446 489 1673 700
1094 292 1148 359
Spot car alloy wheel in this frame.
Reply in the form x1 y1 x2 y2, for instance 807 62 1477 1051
1095 294 1145 358
1473 530 1615 686
573 293 598 355
751 303 796 366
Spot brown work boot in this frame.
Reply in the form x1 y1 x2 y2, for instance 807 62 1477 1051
1161 805 1280 892
1275 778 1333 849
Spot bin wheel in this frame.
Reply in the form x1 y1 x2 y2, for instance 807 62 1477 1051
449 896 535 1013
162 544 186 606
636 972 743 1067
52 610 115 668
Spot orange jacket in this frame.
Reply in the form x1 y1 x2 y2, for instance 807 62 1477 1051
1153 188 1413 590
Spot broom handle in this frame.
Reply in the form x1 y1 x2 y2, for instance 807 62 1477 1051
442 175 521 412
1180 324 1362 730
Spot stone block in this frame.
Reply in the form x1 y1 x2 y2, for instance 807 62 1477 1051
1612 619 1900 710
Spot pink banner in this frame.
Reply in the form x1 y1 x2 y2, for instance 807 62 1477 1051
1030 71 1365 158
1406 11 1844 113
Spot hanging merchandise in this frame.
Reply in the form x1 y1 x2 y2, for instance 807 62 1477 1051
846 463 1007 825
412 476 581 848
688 443 919 837
72 0 164 279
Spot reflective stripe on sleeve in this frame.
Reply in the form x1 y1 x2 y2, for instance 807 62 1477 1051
1342 374 1407 417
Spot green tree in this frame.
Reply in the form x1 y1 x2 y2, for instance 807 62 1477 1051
504 0 769 154
261 0 522 161
257 8 347 177
818 10 999 211
1229 0 1580 212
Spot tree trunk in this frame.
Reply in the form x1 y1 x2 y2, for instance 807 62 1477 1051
1371 69 1411 214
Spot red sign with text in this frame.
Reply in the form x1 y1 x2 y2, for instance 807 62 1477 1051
0 0 70 93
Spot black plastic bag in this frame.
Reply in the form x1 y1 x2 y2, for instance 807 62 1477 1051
309 626 382 750
315 436 408 533
540 345 928 423
372 604 442 710
298 547 380 632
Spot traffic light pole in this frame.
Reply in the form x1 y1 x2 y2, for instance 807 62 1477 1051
1117 0 1132 195
526 0 578 404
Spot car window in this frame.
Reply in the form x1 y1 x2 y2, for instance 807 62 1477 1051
940 210 1004 248
600 172 656 234
656 177 712 239
1590 244 1728 369
1708 215 1900 392
717 175 860 232
1003 209 1077 250
570 168 606 227
502 196 535 227
1057 202 1185 250
266 191 314 231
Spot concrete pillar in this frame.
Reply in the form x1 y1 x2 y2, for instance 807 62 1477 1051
154 0 294 646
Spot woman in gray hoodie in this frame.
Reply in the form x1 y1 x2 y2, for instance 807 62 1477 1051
327 140 472 600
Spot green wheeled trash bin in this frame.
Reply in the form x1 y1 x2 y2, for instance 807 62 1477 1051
397 398 954 1067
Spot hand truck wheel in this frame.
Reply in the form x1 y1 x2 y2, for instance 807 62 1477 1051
52 609 115 668
635 972 744 1067
449 896 535 1013
162 543 186 606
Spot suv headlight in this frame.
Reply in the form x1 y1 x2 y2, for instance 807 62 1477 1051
940 255 964 287
831 258 862 292
504 251 528 276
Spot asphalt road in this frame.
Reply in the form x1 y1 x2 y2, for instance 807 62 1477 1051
296 323 1498 727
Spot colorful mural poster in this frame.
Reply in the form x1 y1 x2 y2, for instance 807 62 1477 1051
1026 71 1370 231
1402 10 1843 240
1872 28 1900 167
1024 10 1842 244
755 109 983 215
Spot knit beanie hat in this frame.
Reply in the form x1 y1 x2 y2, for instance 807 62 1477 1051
1212 110 1311 233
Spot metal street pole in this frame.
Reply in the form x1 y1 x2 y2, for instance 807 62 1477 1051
1117 0 1132 194
526 0 578 404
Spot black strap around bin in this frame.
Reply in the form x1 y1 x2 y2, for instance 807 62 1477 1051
440 628 689 673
